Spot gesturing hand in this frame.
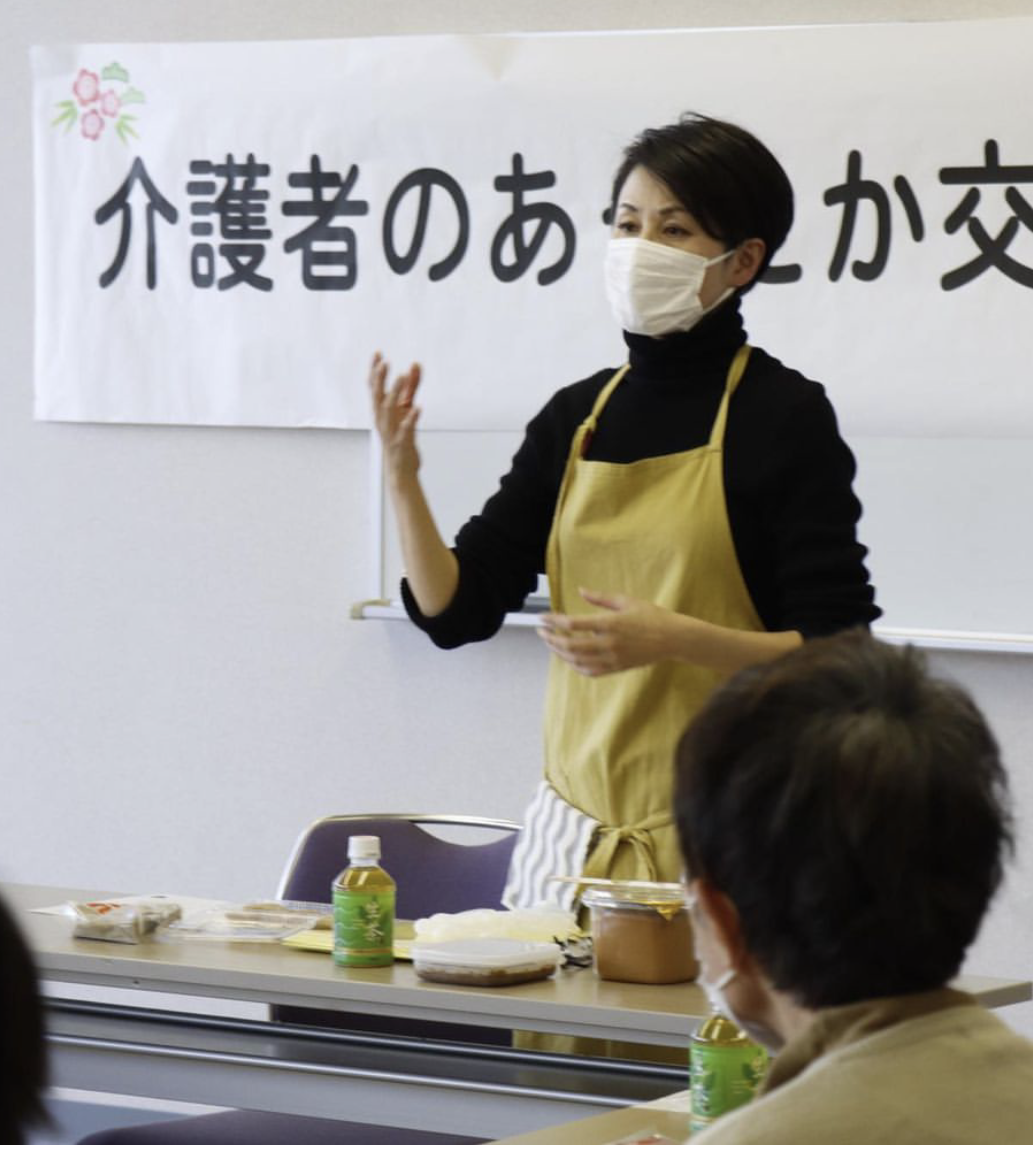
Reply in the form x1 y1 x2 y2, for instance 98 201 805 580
369 352 422 483
537 589 685 676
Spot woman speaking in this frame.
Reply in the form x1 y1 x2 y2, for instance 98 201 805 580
370 113 880 896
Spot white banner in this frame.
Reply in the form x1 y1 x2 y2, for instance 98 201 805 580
31 22 1033 435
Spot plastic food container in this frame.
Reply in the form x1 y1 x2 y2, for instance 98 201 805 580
159 906 322 942
582 883 698 984
410 938 562 986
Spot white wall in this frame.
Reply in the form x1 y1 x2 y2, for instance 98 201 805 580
3 0 1031 1038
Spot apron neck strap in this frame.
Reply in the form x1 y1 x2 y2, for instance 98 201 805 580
578 363 631 458
708 344 752 448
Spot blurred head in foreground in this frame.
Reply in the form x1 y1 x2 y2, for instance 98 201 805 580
674 629 1013 1048
0 891 47 1143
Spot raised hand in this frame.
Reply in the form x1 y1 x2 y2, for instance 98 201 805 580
369 352 422 485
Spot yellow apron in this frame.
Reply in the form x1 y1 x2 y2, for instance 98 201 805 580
517 345 764 1064
543 344 764 884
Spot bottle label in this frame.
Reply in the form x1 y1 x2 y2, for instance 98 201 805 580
689 1041 767 1131
332 890 395 967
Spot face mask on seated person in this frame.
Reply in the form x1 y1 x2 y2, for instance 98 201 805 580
687 887 785 1053
604 238 736 337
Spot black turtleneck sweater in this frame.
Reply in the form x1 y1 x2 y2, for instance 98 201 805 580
403 299 880 646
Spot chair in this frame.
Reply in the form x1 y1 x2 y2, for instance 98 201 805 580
278 813 520 916
80 813 520 1145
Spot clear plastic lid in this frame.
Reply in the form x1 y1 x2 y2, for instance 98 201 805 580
581 881 687 912
159 906 322 942
410 937 562 973
347 834 381 861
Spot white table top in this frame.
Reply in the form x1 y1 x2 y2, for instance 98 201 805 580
10 882 1031 1048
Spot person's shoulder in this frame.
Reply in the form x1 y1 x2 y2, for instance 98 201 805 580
530 366 619 430
738 346 831 412
510 366 618 474
732 346 844 450
551 365 620 408
918 998 1033 1059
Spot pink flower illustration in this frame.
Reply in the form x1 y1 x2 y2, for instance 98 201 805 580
98 89 121 118
81 110 104 140
72 68 100 106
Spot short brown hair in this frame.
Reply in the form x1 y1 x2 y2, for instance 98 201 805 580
607 113 794 287
674 631 1013 1008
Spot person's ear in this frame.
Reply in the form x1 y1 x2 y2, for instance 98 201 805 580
692 877 748 969
728 238 766 289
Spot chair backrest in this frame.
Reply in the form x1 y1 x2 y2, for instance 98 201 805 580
277 814 520 918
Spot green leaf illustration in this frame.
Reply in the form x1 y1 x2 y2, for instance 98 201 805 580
51 99 77 132
121 87 145 106
102 62 130 83
115 114 139 144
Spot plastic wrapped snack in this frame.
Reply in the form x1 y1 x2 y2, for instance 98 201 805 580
159 904 322 942
70 900 183 944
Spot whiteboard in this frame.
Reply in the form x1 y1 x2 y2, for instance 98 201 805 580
850 436 1033 636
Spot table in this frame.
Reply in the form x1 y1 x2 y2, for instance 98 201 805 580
11 882 1032 1140
497 1090 695 1144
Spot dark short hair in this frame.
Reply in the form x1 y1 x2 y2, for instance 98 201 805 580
0 893 47 1142
674 631 1014 1009
608 113 794 286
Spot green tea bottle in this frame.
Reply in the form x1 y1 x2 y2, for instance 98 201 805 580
332 835 396 968
689 1013 767 1134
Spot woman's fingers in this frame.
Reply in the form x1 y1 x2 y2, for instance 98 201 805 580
400 363 421 405
369 352 387 401
540 628 608 656
385 364 421 417
369 354 391 437
540 612 612 635
537 630 614 676
387 373 410 412
538 626 617 681
370 356 424 447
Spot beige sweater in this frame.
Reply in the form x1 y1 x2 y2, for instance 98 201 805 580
693 989 1033 1144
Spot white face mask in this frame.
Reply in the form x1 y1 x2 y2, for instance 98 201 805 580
604 238 735 337
699 966 784 1053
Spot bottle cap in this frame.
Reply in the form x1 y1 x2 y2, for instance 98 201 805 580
347 834 381 861
693 1013 752 1045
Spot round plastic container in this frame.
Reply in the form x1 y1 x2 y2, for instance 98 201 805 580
582 883 698 984
410 938 562 986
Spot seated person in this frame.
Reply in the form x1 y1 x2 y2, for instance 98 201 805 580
0 891 47 1143
673 629 1033 1144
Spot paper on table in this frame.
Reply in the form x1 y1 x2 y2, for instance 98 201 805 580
283 930 414 961
284 919 416 959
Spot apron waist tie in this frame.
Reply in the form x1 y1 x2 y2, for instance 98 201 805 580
582 811 673 883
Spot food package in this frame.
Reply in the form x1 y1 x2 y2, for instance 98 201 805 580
70 900 183 944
